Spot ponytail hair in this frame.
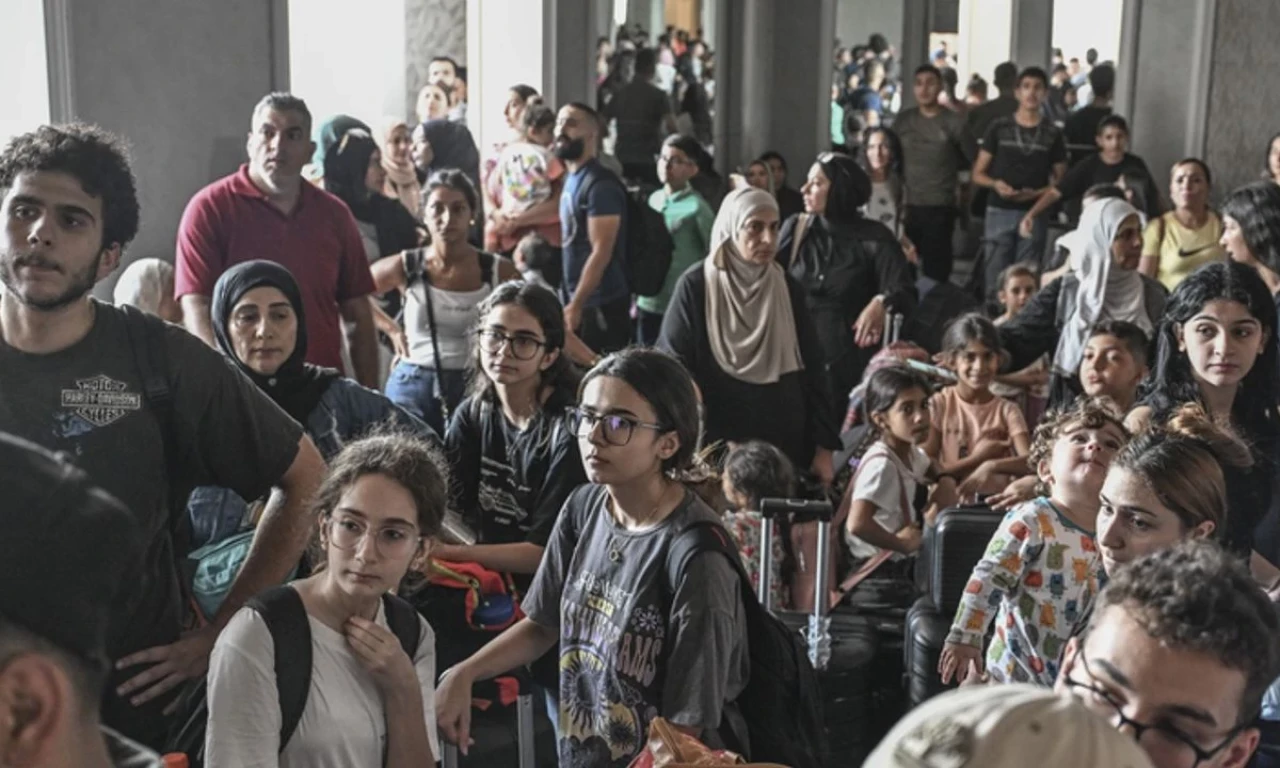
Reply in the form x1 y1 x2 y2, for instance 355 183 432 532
1112 404 1252 536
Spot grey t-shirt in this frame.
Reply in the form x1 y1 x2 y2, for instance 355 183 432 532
523 484 749 768
894 107 969 207
606 80 673 165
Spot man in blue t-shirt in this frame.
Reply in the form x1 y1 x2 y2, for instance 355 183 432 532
554 102 630 354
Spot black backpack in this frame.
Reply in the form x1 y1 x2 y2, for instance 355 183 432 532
166 586 422 764
666 521 829 768
578 171 675 297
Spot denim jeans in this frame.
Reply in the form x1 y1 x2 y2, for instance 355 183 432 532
384 361 468 436
983 205 1046 300
635 308 665 346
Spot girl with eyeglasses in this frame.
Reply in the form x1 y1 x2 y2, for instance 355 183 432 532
437 347 750 768
438 281 587 584
205 433 446 767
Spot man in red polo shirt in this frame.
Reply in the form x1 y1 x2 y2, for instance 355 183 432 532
175 92 379 386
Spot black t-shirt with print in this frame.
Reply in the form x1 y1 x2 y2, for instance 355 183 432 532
523 484 749 768
445 388 586 587
0 301 303 743
982 116 1067 210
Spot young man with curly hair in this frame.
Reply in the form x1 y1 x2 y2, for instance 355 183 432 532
0 123 326 749
1056 542 1280 768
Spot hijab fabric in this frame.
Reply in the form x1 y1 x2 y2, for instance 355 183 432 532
817 152 872 222
703 187 803 384
422 119 481 189
311 114 370 176
211 261 341 424
378 116 422 217
1053 197 1151 374
322 128 379 221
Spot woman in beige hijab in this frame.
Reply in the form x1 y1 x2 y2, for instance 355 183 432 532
658 187 840 485
378 117 422 218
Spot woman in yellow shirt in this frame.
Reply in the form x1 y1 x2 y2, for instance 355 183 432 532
1138 158 1226 290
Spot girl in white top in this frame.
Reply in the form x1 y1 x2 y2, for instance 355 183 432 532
842 365 938 566
373 169 519 435
205 434 445 767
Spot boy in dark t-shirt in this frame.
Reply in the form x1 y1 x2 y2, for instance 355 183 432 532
0 124 326 749
973 66 1068 300
1019 115 1160 229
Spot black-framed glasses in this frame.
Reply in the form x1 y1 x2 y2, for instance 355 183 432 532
1063 650 1246 768
566 406 666 447
478 329 546 360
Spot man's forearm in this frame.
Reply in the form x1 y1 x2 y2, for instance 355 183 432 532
179 294 217 347
347 309 380 388
211 441 324 629
570 247 613 310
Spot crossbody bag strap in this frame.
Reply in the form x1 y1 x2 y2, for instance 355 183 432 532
412 251 451 423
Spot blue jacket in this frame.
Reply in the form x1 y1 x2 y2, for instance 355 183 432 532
187 378 439 547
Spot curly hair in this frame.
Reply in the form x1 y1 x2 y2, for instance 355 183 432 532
1029 396 1129 494
311 431 449 537
0 123 139 251
723 441 796 510
1088 541 1280 722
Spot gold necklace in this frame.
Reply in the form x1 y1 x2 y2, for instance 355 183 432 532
607 482 673 564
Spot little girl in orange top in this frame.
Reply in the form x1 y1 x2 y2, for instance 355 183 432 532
924 313 1030 514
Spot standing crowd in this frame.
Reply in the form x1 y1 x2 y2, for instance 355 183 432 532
4 21 1280 768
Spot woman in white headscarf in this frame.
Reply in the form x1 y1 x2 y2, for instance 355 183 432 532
377 117 423 219
658 187 841 485
113 257 181 323
1000 197 1168 409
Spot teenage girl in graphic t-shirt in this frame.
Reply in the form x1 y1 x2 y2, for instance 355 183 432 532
436 348 750 768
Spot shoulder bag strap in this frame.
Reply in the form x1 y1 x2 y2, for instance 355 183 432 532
247 585 312 753
381 593 423 657
790 213 812 267
417 258 450 423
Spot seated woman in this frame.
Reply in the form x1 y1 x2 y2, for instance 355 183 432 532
440 281 586 588
658 187 840 486
205 433 444 766
436 348 749 767
187 260 436 548
1128 261 1280 570
999 198 1166 411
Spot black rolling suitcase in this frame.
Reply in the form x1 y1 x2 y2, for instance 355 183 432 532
902 503 1002 708
760 498 878 766
440 691 550 768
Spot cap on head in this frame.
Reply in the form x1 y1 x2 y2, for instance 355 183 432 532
0 433 141 666
868 684 1154 768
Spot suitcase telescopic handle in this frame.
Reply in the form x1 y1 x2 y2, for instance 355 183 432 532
759 498 834 521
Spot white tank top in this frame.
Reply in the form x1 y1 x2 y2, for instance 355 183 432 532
402 250 499 371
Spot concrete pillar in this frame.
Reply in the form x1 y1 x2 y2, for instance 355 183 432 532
714 0 773 171
43 0 285 297
768 0 836 175
406 0 467 124
1010 0 1054 70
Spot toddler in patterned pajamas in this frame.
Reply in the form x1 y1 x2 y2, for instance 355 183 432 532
938 397 1130 686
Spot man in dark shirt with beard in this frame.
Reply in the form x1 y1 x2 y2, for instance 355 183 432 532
0 123 326 749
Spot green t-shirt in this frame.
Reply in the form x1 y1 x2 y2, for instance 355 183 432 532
637 185 715 314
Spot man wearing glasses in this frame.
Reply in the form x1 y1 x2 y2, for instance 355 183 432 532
1056 542 1279 768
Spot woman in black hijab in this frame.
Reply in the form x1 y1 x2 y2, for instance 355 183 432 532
323 127 424 263
778 151 917 418
188 261 437 546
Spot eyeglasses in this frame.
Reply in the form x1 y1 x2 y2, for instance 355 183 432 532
478 329 546 361
566 406 666 447
1063 650 1246 768
327 515 422 559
